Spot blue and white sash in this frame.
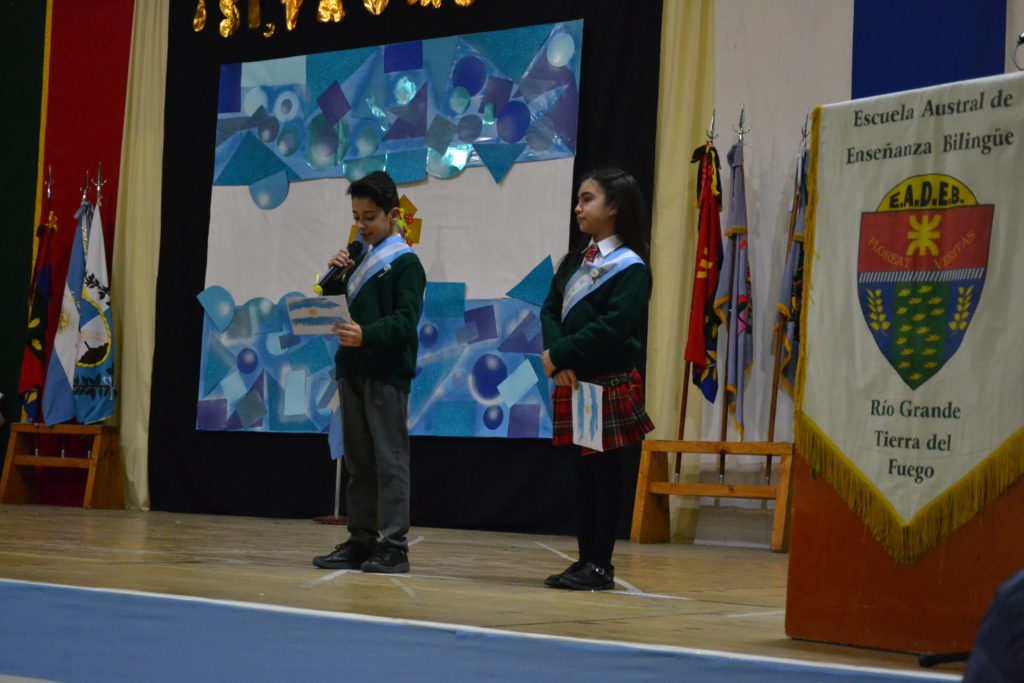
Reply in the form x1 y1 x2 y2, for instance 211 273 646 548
561 247 644 321
346 234 413 304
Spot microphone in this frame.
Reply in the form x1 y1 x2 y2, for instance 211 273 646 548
313 241 363 294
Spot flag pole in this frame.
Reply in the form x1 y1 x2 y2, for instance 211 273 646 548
674 112 717 483
717 107 751 483
765 116 808 483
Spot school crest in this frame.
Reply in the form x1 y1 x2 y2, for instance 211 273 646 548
857 175 993 389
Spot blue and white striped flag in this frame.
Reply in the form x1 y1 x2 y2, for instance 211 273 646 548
74 199 115 423
42 200 90 425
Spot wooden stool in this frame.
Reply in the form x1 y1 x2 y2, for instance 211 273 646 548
0 423 123 509
631 440 794 551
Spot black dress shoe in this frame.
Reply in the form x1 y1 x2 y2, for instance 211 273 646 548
544 561 581 588
312 540 372 569
560 562 615 591
361 544 410 574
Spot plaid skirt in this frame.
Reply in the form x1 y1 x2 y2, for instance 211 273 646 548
552 369 655 455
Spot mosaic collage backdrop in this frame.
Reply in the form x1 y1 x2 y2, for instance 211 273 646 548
213 21 581 209
197 21 581 443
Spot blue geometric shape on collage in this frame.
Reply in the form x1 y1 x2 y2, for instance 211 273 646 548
464 305 498 343
409 345 463 417
552 21 584 75
236 378 268 428
197 286 236 332
472 143 525 184
506 256 553 307
218 370 249 404
224 411 244 431
544 81 579 153
267 373 318 432
218 63 242 114
497 311 543 355
516 77 557 104
466 24 553 82
425 116 457 155
307 47 376 103
496 102 530 144
527 354 553 418
214 132 299 186
385 84 428 140
315 376 338 411
243 298 285 334
423 35 460 101
309 401 333 432
452 55 488 95
431 400 476 437
455 322 478 345
497 360 538 407
283 369 307 416
317 81 351 126
287 336 334 376
479 77 512 116
508 403 541 438
328 408 344 460
519 58 576 100
249 170 289 210
424 282 466 318
344 155 387 181
386 149 427 184
385 41 423 73
197 398 228 430
216 116 255 147
201 333 236 397
223 306 252 340
267 331 301 355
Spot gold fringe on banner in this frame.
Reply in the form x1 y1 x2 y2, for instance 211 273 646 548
794 415 1024 565
795 105 1024 565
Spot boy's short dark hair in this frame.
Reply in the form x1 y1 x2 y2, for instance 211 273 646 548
347 171 399 212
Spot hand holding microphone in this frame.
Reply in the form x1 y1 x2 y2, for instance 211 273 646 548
314 240 363 294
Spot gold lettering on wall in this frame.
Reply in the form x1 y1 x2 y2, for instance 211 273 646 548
282 0 304 30
248 0 261 28
218 0 240 37
318 0 345 22
193 0 207 31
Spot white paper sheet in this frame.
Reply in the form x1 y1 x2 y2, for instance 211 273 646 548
572 381 603 452
286 295 350 335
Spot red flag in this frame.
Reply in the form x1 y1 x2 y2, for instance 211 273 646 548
18 211 58 422
684 143 723 401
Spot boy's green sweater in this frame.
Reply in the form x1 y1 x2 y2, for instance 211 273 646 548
325 250 426 392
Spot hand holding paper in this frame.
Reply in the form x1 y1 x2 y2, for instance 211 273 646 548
571 381 603 452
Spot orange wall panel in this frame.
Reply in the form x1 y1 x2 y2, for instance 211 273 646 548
786 457 1024 653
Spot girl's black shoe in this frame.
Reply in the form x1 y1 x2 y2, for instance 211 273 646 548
544 561 581 588
560 562 615 591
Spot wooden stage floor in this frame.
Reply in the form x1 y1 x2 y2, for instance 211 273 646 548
0 504 962 676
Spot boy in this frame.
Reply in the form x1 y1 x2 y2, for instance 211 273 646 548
312 171 426 573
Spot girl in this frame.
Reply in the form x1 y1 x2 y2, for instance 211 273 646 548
540 168 655 591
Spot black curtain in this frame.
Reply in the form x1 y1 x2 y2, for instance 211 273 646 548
152 0 664 535
0 2 47 459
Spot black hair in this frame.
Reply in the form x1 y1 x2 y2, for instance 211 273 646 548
347 170 399 213
554 167 652 292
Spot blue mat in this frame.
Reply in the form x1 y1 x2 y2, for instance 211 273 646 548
0 580 955 682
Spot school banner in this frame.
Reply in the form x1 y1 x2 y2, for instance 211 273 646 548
797 71 1024 564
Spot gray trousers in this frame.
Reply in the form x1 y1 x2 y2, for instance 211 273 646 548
339 376 411 551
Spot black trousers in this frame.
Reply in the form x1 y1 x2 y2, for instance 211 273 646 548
574 447 625 569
